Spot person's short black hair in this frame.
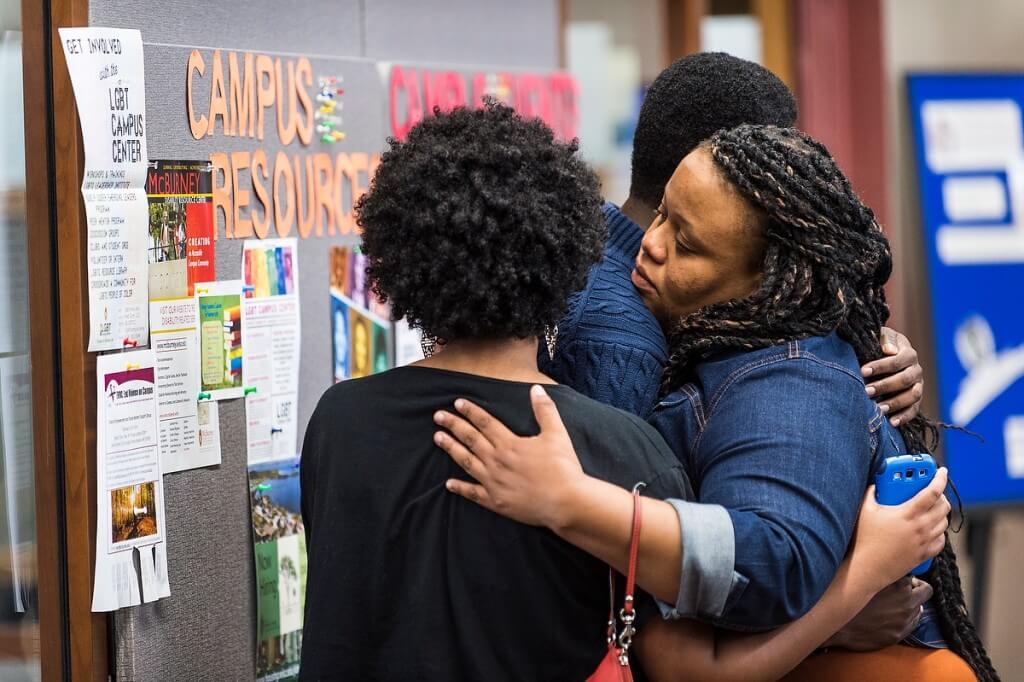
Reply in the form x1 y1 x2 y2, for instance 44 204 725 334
357 101 604 342
630 52 798 207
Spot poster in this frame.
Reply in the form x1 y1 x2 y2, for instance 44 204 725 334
249 458 305 681
93 350 170 611
146 160 215 296
908 75 1024 505
60 28 149 351
328 246 392 383
196 280 245 401
242 239 301 464
0 355 34 612
150 297 218 473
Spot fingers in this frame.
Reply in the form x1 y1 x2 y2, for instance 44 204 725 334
530 385 569 436
865 364 923 401
452 398 515 445
444 478 495 510
906 468 949 516
861 345 919 381
880 326 903 355
889 401 922 428
434 410 497 456
910 578 934 606
434 431 485 477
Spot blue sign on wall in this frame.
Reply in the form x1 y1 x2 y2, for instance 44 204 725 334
908 74 1024 506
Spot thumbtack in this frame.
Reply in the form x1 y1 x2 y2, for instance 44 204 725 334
196 287 209 295
122 337 138 348
270 426 283 435
198 391 212 401
125 363 140 371
244 386 258 396
256 483 271 491
242 284 255 292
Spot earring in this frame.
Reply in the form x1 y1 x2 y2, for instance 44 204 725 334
544 325 558 361
420 333 437 358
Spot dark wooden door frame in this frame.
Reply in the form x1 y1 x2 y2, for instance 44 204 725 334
23 0 109 679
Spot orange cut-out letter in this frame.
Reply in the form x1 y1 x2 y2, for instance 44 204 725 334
209 50 229 136
256 54 275 141
273 151 295 236
187 50 208 139
231 151 253 238
275 59 297 146
295 58 314 145
312 152 335 236
210 152 233 239
229 52 256 138
251 150 271 238
294 154 315 238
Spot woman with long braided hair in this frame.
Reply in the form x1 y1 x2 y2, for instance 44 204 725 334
654 124 994 679
433 124 993 679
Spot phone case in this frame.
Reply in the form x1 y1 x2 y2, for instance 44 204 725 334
874 453 937 575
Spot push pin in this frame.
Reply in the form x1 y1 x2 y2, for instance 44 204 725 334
244 386 258 396
122 337 138 348
271 426 283 435
198 391 212 401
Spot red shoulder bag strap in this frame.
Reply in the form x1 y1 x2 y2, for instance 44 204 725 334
587 483 645 682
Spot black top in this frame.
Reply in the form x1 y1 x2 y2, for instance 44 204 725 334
299 366 692 682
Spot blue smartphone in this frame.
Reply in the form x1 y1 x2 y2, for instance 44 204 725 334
874 453 937 575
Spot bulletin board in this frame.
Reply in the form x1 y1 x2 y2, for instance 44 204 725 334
85 1 565 679
907 73 1024 507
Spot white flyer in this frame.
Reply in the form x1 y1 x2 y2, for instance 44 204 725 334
394 318 426 367
150 297 217 473
93 350 169 611
196 400 222 465
241 239 301 464
59 28 149 351
0 355 34 612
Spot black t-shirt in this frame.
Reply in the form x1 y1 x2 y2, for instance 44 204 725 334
299 366 692 682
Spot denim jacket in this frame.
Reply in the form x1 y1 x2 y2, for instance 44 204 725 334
648 333 945 646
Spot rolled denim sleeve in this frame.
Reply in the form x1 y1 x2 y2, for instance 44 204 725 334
693 359 872 631
657 499 743 620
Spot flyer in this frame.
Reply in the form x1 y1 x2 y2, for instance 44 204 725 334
196 280 245 401
146 160 215 295
329 246 393 383
60 28 149 351
249 458 305 680
242 239 300 464
394 318 426 367
93 350 170 611
150 297 218 473
0 355 34 612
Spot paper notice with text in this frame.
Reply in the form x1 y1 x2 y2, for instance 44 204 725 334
242 239 301 464
93 350 169 611
59 28 149 351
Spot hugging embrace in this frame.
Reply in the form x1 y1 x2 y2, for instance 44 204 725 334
299 53 995 682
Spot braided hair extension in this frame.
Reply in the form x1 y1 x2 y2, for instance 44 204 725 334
660 124 997 680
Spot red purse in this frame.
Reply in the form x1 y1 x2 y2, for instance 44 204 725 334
587 484 644 682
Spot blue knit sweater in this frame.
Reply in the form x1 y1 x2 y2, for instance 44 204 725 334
539 203 668 417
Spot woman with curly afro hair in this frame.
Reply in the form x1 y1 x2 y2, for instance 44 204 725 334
299 101 697 680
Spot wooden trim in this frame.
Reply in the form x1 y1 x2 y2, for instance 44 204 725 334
557 0 568 69
46 0 109 679
664 0 706 63
753 0 795 92
21 0 64 678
